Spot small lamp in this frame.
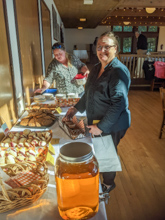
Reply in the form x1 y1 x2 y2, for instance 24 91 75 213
145 8 156 14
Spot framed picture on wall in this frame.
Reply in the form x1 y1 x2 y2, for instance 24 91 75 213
52 5 58 41
60 23 64 43
57 23 60 42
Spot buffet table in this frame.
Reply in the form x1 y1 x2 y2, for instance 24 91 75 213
0 100 108 220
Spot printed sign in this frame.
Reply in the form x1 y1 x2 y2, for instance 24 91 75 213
92 120 100 125
1 123 9 136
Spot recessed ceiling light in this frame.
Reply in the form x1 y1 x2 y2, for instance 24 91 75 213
84 0 93 4
80 18 86 22
78 27 83 29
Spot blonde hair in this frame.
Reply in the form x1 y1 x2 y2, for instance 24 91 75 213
52 42 72 67
65 52 72 67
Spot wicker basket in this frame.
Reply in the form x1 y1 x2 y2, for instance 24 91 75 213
0 161 49 213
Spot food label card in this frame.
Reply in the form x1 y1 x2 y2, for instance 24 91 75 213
46 152 55 166
92 120 100 125
51 138 59 145
1 123 9 136
55 107 62 114
48 142 55 155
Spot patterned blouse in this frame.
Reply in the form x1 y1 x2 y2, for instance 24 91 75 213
44 54 85 95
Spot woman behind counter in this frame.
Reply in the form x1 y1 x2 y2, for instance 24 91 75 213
34 42 89 96
66 31 131 193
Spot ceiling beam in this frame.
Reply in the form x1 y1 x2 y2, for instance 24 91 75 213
107 8 165 17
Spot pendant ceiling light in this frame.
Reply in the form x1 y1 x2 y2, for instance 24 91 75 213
145 8 156 14
123 21 131 25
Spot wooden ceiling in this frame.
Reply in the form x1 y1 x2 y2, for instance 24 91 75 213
54 0 165 28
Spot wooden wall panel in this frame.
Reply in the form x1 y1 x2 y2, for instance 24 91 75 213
41 0 52 73
0 0 17 137
15 0 43 104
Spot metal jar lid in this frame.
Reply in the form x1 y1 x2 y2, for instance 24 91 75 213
59 142 93 162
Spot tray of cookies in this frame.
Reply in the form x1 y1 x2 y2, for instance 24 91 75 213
56 98 80 107
0 129 52 166
16 110 58 128
25 103 58 112
58 116 86 139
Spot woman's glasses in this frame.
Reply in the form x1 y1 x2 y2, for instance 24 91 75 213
52 44 62 50
97 45 115 51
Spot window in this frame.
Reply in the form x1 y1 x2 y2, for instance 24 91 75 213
123 26 133 32
138 26 147 32
123 37 132 53
111 25 158 54
148 26 158 32
113 26 122 32
147 38 157 52
117 37 121 52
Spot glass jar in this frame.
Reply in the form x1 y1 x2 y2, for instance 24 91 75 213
55 142 99 220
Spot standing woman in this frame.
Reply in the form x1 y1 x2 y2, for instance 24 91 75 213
34 42 89 96
66 31 131 193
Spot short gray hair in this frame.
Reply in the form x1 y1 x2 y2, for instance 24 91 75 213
135 30 141 34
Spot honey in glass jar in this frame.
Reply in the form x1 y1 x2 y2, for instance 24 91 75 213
55 142 99 220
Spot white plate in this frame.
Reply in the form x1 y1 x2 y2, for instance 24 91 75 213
43 93 54 100
55 94 66 99
34 95 45 100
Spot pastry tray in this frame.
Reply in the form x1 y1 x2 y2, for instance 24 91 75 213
15 118 57 129
0 130 52 166
14 110 58 129
58 116 88 140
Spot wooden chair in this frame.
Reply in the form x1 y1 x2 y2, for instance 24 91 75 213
151 79 165 91
159 87 165 138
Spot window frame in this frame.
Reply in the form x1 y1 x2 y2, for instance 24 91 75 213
111 26 159 54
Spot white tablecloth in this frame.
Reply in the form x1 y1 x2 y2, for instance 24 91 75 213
1 103 107 220
73 50 88 60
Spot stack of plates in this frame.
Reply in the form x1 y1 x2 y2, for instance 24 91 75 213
55 94 66 99
43 93 54 100
34 95 46 102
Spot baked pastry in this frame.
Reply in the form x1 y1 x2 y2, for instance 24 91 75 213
0 151 5 165
32 105 40 109
0 130 52 164
35 120 42 127
6 154 15 164
10 148 17 157
20 119 29 126
23 129 31 136
44 116 52 120
28 118 36 127
41 119 53 126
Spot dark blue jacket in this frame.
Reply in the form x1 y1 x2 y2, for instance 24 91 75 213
75 57 131 134
137 34 147 50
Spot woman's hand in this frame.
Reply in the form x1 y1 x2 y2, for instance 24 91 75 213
80 65 89 76
65 107 78 119
34 88 44 94
86 125 103 136
34 80 50 94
